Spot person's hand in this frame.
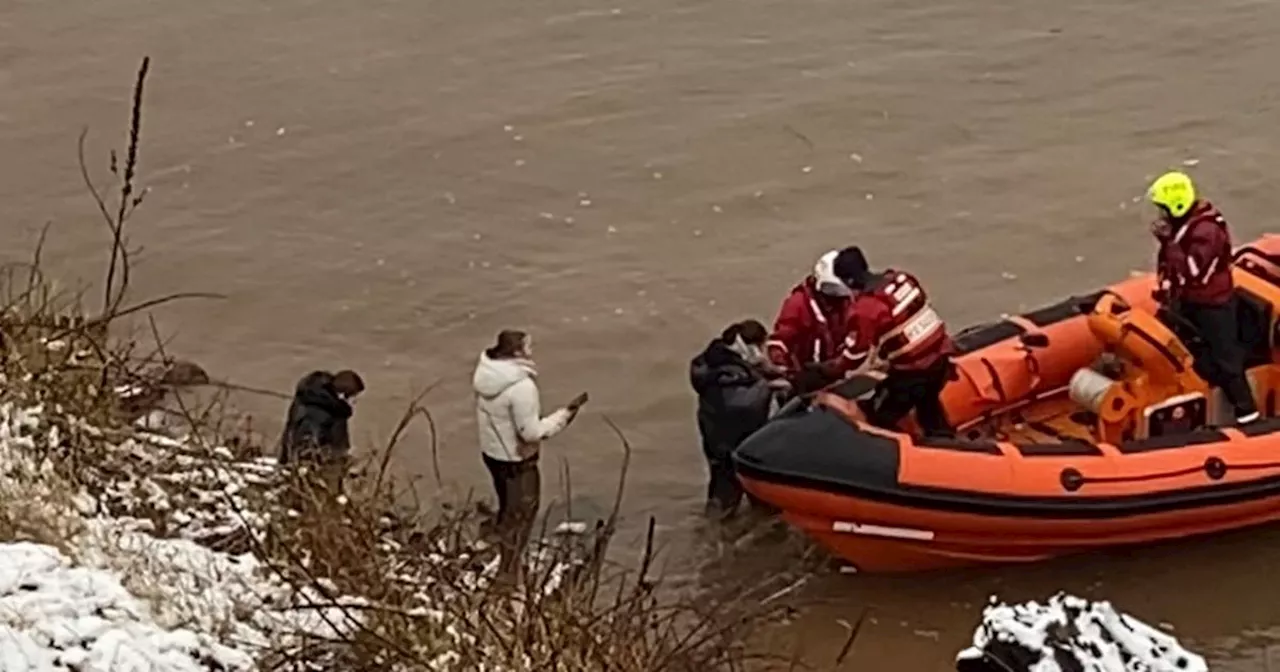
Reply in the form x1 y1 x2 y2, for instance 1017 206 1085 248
757 359 787 378
1150 219 1173 241
1152 278 1173 305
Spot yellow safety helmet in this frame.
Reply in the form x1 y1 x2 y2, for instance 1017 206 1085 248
1148 171 1197 218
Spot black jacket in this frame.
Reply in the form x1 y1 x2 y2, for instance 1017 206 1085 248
279 371 354 464
689 340 773 462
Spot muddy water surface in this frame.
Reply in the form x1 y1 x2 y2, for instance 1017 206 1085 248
4 0 1280 667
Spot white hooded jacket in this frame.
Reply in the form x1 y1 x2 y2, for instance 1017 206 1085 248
472 351 573 462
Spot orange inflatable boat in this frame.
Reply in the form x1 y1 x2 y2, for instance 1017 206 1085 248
735 235 1280 573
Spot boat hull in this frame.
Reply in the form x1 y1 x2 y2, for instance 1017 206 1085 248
735 234 1280 573
741 474 1280 572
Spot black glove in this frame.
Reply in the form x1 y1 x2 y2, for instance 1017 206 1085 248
793 363 835 396
801 360 828 376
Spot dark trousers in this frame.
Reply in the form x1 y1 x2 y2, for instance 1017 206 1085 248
482 454 541 576
862 358 955 437
1179 299 1258 418
706 456 743 515
704 450 775 518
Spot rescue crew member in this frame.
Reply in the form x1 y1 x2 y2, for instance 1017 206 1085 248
767 250 855 393
832 246 956 437
1148 171 1259 425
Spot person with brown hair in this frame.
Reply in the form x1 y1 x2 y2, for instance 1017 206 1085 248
278 369 366 465
472 330 587 577
689 319 780 518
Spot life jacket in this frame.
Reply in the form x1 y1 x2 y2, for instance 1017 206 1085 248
1160 201 1234 306
860 270 951 370
767 278 851 372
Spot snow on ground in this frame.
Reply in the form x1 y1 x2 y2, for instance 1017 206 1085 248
0 392 588 671
0 541 253 672
0 401 364 670
956 593 1207 672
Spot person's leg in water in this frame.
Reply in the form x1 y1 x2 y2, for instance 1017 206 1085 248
497 458 541 581
705 455 744 519
1181 300 1259 423
481 454 511 539
488 457 522 576
698 414 744 518
729 453 778 515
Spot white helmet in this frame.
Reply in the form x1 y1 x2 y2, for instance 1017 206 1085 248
813 250 850 297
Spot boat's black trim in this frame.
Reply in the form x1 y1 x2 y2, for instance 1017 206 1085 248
734 408 1280 519
950 290 1110 357
1234 245 1280 270
953 321 1025 355
917 437 1003 455
1237 255 1280 287
1020 291 1104 328
1118 430 1226 453
1239 418 1280 437
1016 439 1104 457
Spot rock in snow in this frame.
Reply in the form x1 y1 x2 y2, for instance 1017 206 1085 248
956 593 1207 672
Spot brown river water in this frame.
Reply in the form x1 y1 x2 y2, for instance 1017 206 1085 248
5 0 1280 668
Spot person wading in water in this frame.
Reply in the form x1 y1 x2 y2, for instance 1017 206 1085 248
472 330 588 579
689 319 781 518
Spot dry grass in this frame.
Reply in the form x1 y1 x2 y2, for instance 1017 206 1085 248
0 57 812 671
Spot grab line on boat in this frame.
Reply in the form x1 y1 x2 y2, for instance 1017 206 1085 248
1061 459 1280 492
831 521 935 541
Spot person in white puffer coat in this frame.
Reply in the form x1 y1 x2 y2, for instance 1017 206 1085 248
472 329 588 577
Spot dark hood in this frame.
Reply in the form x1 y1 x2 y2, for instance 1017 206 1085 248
690 339 756 394
294 371 353 420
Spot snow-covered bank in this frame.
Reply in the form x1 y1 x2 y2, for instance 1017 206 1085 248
0 382 605 670
0 401 363 670
0 541 253 671
957 593 1207 672
0 313 772 672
